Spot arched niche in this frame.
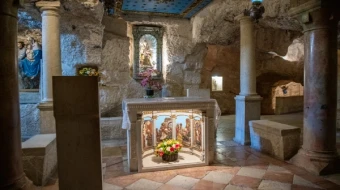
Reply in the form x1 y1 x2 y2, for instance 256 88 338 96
132 26 164 79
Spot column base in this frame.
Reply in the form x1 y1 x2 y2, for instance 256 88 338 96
289 148 340 175
233 95 262 145
38 102 55 134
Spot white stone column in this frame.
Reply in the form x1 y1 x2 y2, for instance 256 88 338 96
239 16 256 96
190 116 194 148
36 1 62 134
152 115 157 146
234 16 262 145
171 114 176 140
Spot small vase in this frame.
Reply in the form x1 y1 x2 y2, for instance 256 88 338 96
162 153 178 162
145 88 154 97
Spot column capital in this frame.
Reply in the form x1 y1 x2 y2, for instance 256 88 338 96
36 1 60 8
170 115 177 119
36 1 60 13
289 0 339 32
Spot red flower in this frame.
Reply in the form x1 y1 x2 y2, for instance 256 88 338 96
170 147 174 152
175 144 180 148
159 152 164 156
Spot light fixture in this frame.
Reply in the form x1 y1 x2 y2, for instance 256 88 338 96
244 0 265 22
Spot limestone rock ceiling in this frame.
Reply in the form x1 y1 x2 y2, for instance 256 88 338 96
106 0 213 18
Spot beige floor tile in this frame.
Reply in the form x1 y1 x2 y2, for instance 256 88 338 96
236 167 266 179
166 175 199 189
258 180 291 190
125 179 163 190
203 171 234 184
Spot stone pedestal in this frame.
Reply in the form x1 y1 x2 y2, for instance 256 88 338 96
0 0 32 189
38 103 55 134
53 76 102 190
36 1 62 133
234 95 262 145
234 16 262 145
289 0 340 175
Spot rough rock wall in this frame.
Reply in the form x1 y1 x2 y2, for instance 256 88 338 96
98 15 207 116
192 0 301 46
192 0 304 114
60 1 104 75
256 28 304 114
99 16 144 116
125 16 204 97
200 45 240 114
20 104 40 139
199 27 303 114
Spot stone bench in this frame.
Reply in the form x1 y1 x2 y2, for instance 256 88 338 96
22 134 57 186
101 117 126 140
249 120 300 160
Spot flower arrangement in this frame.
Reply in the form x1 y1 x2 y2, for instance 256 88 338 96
79 67 99 76
154 139 182 157
139 68 162 90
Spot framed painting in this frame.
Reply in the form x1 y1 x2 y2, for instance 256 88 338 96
132 26 164 79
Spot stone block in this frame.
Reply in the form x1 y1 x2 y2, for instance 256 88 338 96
249 120 300 160
100 117 126 140
275 96 303 115
186 89 210 98
22 134 57 186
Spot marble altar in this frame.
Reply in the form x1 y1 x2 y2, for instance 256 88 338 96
122 97 220 172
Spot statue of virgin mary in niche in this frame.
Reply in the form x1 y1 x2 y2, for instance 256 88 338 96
139 39 153 67
19 37 42 89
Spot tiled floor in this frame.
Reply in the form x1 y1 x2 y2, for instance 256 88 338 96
38 113 340 190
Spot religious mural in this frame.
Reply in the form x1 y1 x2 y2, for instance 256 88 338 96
133 26 163 79
17 37 42 89
176 116 191 147
193 117 203 150
156 116 173 143
142 117 153 150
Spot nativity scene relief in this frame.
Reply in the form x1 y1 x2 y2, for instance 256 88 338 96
140 109 206 171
